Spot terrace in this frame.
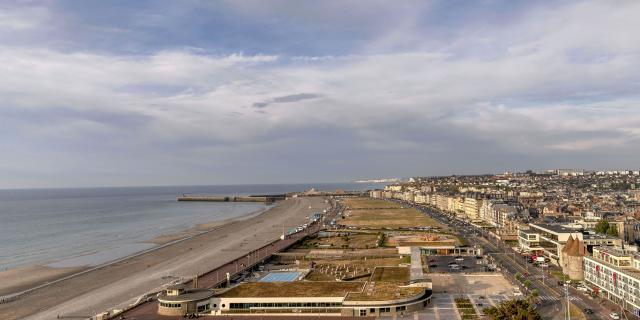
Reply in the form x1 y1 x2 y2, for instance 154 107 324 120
344 282 424 302
370 266 410 283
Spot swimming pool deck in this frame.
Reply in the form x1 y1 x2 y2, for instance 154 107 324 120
259 272 301 282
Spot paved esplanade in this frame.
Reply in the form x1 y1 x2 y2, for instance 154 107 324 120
410 246 425 282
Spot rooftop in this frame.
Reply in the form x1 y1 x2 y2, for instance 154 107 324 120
594 246 633 258
588 248 640 279
166 283 188 290
216 281 365 298
370 267 410 283
530 223 582 234
159 289 214 302
344 282 425 301
583 233 618 240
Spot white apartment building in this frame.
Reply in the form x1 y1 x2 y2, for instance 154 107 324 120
584 247 640 315
464 197 481 221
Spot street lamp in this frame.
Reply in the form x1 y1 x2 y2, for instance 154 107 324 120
564 280 571 320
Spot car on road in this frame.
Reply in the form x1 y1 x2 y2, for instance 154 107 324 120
538 263 549 268
454 256 464 261
576 286 589 292
583 308 593 314
609 312 620 319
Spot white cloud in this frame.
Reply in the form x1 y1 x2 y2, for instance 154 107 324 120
1 1 640 187
0 5 50 31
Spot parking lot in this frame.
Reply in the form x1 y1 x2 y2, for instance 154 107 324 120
425 255 487 273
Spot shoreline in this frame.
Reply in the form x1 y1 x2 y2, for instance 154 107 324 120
0 205 272 300
0 196 329 320
145 205 271 245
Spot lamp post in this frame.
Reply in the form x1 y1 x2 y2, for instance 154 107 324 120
565 280 571 320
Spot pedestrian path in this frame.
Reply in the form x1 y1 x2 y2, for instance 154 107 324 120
537 295 580 301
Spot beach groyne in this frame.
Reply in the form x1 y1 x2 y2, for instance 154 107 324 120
177 194 287 202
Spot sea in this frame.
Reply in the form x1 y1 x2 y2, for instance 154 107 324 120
0 183 384 271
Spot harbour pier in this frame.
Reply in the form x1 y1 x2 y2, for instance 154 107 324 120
177 194 287 203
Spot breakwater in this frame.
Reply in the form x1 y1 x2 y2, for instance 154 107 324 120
177 194 287 202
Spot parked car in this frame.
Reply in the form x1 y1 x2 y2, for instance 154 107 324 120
577 286 589 292
583 308 593 314
610 312 620 319
455 257 464 261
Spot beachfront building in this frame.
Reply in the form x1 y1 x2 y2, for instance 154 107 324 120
210 267 431 317
527 223 584 266
522 224 619 252
157 267 432 317
584 247 640 314
157 284 215 316
518 229 543 254
463 197 481 221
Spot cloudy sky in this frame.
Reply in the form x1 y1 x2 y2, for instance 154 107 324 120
1 0 640 188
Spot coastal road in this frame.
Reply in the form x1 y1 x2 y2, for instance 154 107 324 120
407 201 613 319
0 196 329 320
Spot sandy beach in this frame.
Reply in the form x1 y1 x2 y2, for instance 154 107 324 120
0 205 269 298
0 265 87 297
0 196 328 320
145 206 271 245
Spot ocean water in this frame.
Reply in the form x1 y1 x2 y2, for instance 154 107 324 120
0 183 381 270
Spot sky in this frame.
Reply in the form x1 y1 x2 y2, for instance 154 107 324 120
1 0 640 188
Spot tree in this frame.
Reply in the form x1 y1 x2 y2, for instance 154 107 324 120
523 280 532 288
484 299 542 320
594 220 610 234
594 220 619 237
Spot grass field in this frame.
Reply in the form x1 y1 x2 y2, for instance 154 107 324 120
299 233 380 249
342 208 443 229
342 198 403 209
312 257 404 269
370 267 409 282
384 233 460 246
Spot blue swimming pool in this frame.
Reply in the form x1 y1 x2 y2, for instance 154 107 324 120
259 272 301 282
